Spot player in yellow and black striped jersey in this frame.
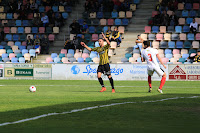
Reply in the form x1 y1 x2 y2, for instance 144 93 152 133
81 32 115 93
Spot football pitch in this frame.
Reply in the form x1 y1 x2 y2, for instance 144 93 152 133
0 80 200 133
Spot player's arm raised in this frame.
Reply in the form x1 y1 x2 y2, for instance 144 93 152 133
156 54 166 69
81 42 92 51
102 32 110 45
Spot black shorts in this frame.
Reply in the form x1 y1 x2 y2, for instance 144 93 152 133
97 63 111 76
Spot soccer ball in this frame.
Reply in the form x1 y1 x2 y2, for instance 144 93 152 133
29 86 36 92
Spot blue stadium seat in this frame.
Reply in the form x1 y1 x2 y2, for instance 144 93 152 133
22 49 28 56
178 58 186 64
95 41 100 47
160 41 168 48
168 41 175 48
68 49 75 55
152 26 159 33
19 46 26 51
111 11 118 18
77 34 82 38
125 53 132 59
175 26 182 33
0 45 4 49
90 51 98 59
36 0 41 5
52 6 58 12
54 57 61 63
6 13 13 19
7 49 13 54
85 57 92 63
85 34 91 41
77 57 84 63
92 19 100 26
134 0 140 4
122 18 128 26
69 57 76 63
167 26 175 32
2 53 8 60
165 54 173 60
1 41 7 46
5 46 11 50
103 26 108 33
65 6 72 13
137 57 142 62
27 45 34 50
51 53 58 59
11 57 19 63
22 20 29 26
29 49 36 57
189 10 196 17
13 34 19 41
88 26 95 33
18 27 24 33
165 49 172 55
185 3 192 10
33 34 41 39
32 27 38 33
104 12 111 19
176 41 184 48
184 41 191 49
59 53 65 59
62 13 68 19
5 34 12 41
189 49 197 55
182 54 189 59
19 57 25 63
15 50 21 54
186 18 193 24
78 19 84 25
148 34 156 40
115 19 122 26
175 10 182 17
97 12 103 19
39 6 45 12
19 34 26 41
183 26 190 32
182 10 189 17
187 33 194 40
16 20 22 26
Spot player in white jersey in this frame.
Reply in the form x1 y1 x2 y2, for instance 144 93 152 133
141 41 167 93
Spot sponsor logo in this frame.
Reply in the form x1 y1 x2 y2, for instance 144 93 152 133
83 65 123 75
71 65 80 75
169 65 186 80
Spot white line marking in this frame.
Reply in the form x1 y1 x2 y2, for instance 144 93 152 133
0 84 199 88
0 96 198 127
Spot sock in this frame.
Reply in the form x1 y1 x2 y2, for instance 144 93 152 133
148 76 152 88
109 77 114 89
159 77 166 90
98 77 104 87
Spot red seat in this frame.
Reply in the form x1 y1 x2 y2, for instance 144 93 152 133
4 27 10 33
39 27 45 33
92 34 98 41
152 11 158 17
156 34 163 40
195 33 200 40
107 19 114 26
48 34 55 41
193 3 199 10
144 26 151 33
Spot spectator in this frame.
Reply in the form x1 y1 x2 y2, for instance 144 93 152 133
34 35 41 46
32 13 41 26
80 35 87 44
75 36 84 51
0 28 5 41
64 39 75 50
161 11 169 26
17 0 22 11
111 27 121 47
153 12 161 25
41 13 49 27
106 27 112 40
169 12 178 26
133 35 144 54
49 13 56 27
190 18 198 33
55 13 64 27
41 35 50 54
81 21 88 33
194 49 200 62
26 36 34 46
30 0 38 13
19 5 28 20
69 19 80 34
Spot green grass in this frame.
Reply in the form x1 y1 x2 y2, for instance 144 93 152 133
0 80 200 133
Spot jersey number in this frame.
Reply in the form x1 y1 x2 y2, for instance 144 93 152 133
148 54 152 61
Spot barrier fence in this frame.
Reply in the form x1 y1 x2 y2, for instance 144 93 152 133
0 64 200 80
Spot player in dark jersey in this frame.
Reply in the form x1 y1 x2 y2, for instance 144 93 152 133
81 32 115 93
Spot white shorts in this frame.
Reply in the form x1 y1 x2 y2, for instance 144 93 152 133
147 65 164 77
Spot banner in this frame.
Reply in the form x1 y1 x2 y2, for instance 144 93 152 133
185 64 200 80
34 64 52 79
0 64 4 78
52 64 168 80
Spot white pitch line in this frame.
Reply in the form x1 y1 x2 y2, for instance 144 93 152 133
0 96 199 127
0 84 199 89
